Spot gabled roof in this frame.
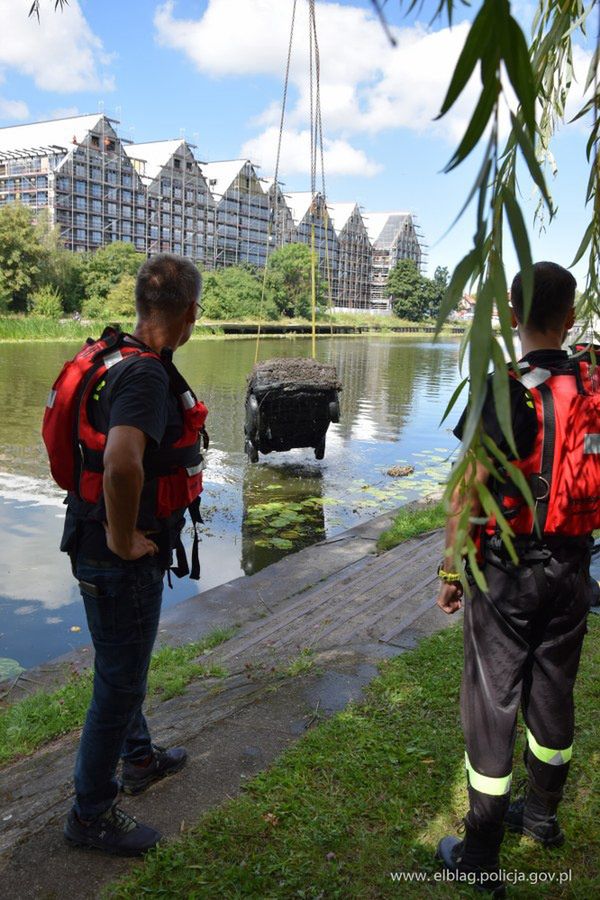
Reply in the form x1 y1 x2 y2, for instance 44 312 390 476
327 202 360 235
202 159 257 199
364 211 412 247
124 139 187 181
284 191 327 226
0 114 110 155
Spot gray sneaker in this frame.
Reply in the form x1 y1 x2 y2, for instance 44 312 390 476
64 804 161 856
121 744 187 795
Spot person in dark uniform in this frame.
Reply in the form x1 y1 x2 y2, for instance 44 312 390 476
59 254 204 856
436 262 594 895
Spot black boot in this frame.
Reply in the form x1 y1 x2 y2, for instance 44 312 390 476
505 782 564 847
436 815 506 897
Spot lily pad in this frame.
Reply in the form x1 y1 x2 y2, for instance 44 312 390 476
0 657 24 680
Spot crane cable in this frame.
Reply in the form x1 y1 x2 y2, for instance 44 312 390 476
311 2 335 335
254 0 329 363
254 0 298 363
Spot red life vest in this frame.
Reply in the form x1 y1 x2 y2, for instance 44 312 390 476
490 347 600 537
42 326 208 578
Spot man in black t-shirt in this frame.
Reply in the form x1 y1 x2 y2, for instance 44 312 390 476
61 255 202 857
436 263 594 894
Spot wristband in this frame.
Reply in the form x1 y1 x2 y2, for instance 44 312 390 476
437 564 462 584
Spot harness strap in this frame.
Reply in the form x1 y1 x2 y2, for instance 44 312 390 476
536 383 556 534
168 499 203 581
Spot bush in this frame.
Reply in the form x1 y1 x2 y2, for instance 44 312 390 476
106 274 136 318
81 296 106 319
28 285 64 319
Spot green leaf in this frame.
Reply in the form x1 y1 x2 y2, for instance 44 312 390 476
571 221 595 268
440 376 469 425
435 249 479 333
481 433 538 530
510 113 553 212
490 340 517 458
437 0 492 118
504 190 533 324
503 15 537 138
466 536 488 592
445 73 500 172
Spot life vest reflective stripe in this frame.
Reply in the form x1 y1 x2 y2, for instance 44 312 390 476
42 327 208 579
488 348 600 537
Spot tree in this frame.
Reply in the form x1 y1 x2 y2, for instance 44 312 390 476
80 243 144 304
201 267 278 321
0 204 46 313
388 260 453 320
428 265 451 320
266 243 324 319
35 209 85 313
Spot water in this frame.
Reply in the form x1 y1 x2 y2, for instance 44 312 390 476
0 335 463 671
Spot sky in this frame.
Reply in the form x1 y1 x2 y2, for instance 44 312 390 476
0 0 595 284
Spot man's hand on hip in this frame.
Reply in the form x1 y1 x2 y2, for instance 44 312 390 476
437 581 463 615
104 525 159 561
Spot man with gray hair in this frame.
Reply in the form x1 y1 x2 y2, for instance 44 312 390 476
54 254 207 855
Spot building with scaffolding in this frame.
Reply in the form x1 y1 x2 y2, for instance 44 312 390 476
327 203 371 310
0 114 426 314
365 212 425 312
0 114 148 253
284 191 339 304
202 160 269 269
124 139 215 268
263 177 296 250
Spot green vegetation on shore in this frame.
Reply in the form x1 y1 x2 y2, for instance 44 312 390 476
108 618 599 899
0 315 462 343
0 627 235 766
0 203 459 335
377 501 446 552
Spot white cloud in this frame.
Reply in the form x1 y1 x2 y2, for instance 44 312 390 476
154 0 480 178
242 126 383 177
48 106 81 120
0 97 29 120
0 0 114 93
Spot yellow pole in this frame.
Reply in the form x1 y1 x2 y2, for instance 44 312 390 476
310 217 317 359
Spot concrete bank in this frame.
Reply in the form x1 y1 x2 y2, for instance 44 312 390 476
0 506 450 899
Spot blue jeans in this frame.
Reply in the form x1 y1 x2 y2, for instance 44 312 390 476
73 555 164 820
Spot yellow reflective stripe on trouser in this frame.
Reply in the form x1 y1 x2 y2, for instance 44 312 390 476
526 729 572 766
465 753 512 796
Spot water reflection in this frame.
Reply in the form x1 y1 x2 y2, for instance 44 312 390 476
241 463 326 575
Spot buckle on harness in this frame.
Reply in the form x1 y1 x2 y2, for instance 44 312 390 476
530 473 550 502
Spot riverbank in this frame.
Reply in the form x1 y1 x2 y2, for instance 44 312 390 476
0 315 466 343
0 502 450 891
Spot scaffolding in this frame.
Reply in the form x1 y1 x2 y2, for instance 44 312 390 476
0 115 147 254
328 203 371 310
203 160 270 269
283 191 339 304
125 140 215 268
365 212 425 312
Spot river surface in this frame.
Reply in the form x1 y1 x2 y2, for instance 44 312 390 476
0 335 464 673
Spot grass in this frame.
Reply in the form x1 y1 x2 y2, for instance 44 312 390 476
376 501 446 553
0 316 223 342
0 626 236 766
0 314 463 343
106 618 600 899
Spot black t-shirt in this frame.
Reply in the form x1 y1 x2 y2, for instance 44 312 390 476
453 349 573 459
61 350 185 566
